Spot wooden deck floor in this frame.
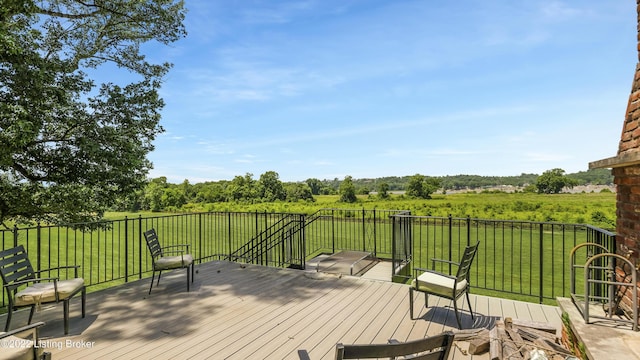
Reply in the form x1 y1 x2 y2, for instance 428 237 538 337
2 261 562 359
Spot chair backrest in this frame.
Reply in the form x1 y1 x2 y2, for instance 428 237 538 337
144 229 163 259
0 245 36 292
455 241 480 282
335 332 454 360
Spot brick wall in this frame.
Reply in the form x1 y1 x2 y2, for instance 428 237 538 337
613 167 640 320
618 64 640 154
611 1 640 320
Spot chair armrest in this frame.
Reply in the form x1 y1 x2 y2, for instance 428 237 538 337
412 267 453 279
413 266 457 280
36 265 81 278
161 250 186 256
162 244 191 252
430 258 460 267
0 321 45 339
430 258 460 273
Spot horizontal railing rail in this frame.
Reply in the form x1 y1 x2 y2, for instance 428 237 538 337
0 210 615 309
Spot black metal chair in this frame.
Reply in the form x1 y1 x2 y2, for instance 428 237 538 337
410 241 480 329
0 245 86 335
334 331 454 360
0 321 50 360
143 228 194 294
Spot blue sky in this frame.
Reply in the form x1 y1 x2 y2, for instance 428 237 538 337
142 0 636 183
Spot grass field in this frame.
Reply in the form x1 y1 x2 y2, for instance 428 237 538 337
176 191 617 230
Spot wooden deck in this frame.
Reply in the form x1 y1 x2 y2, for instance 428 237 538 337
2 261 562 359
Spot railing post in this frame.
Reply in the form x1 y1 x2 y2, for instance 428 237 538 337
124 216 129 283
448 214 453 274
391 215 397 277
539 223 544 304
36 223 41 272
198 213 203 263
255 210 259 236
12 225 18 248
331 209 336 254
373 209 377 257
138 215 143 280
466 216 471 246
362 208 366 252
228 212 232 256
301 214 306 269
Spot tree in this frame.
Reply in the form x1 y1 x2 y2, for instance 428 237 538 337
193 182 226 203
258 171 286 202
285 183 315 202
143 177 169 212
226 173 257 202
377 182 390 199
423 177 442 198
406 174 440 199
535 168 579 194
161 187 187 209
339 176 357 203
305 178 323 195
406 174 425 198
0 1 186 226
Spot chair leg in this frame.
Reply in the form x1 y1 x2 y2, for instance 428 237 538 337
157 271 163 286
63 299 70 335
453 298 462 329
28 305 35 324
466 291 474 320
186 266 190 292
149 271 156 294
409 287 414 320
4 308 12 332
82 287 86 318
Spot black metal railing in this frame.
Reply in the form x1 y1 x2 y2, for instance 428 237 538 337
389 214 616 303
303 208 407 259
228 213 305 268
1 210 615 309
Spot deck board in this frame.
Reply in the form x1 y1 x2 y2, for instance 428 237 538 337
1 261 562 360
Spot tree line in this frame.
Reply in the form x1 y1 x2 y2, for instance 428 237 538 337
114 168 612 213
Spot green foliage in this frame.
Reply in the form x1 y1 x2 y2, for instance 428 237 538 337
570 168 613 185
535 168 579 194
118 169 615 220
339 176 357 203
336 169 612 193
227 173 258 202
377 182 390 199
258 171 286 202
130 189 615 230
0 0 186 226
406 174 441 199
284 182 315 202
305 178 323 195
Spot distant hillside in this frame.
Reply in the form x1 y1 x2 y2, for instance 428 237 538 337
319 168 613 192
